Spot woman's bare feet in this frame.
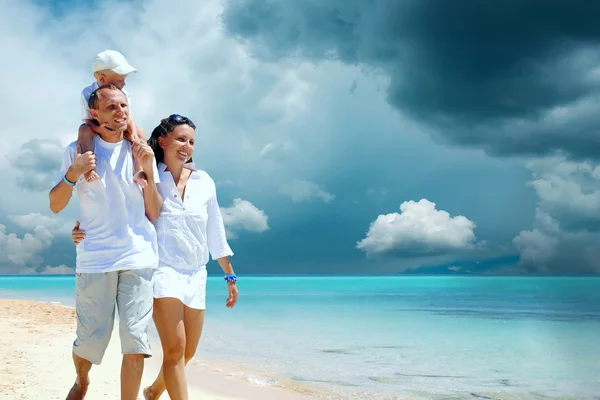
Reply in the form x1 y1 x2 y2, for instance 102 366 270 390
143 385 159 400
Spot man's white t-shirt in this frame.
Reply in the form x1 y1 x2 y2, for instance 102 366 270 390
80 81 132 121
56 135 160 273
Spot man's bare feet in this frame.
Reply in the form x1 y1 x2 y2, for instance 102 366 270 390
65 378 89 400
84 170 100 182
143 385 158 400
133 171 148 188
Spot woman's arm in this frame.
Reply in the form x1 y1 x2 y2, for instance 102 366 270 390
132 142 163 221
216 256 235 275
206 180 234 261
206 179 238 308
216 255 238 308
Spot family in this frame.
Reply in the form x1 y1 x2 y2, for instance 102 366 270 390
48 50 238 400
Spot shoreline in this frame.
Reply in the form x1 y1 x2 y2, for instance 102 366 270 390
0 298 313 400
2 278 593 400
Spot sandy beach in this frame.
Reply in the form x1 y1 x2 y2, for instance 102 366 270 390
0 298 312 400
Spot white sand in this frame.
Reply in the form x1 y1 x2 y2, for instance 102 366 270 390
0 299 311 400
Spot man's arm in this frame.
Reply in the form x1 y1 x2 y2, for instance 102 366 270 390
49 145 96 214
49 165 80 214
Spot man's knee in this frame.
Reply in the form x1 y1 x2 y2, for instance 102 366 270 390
123 353 145 362
121 354 145 378
73 320 113 365
72 351 93 376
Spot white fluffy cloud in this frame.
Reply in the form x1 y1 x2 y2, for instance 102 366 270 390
527 157 600 225
221 199 270 239
0 214 73 273
9 213 69 233
0 224 53 270
357 199 480 256
513 157 600 273
280 179 334 203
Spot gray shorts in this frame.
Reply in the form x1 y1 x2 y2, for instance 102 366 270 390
73 268 154 365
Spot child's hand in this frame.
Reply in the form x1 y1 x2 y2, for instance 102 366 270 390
124 127 140 143
88 121 110 136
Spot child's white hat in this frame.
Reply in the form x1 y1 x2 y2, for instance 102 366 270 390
93 50 137 75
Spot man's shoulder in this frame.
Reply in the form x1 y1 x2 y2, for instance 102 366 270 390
58 141 78 162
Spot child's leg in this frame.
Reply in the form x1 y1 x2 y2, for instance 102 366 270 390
77 124 100 182
126 119 148 187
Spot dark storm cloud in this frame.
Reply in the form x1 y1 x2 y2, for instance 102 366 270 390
222 0 600 159
8 139 63 191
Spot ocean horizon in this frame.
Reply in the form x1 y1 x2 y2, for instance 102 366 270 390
0 272 600 279
1 274 599 400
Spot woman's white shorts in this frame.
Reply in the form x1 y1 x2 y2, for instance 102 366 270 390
153 265 207 310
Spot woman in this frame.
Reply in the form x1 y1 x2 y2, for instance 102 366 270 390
72 114 238 400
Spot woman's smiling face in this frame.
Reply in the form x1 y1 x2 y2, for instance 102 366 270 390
159 124 196 165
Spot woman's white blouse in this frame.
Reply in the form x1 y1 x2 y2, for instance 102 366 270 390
153 162 233 271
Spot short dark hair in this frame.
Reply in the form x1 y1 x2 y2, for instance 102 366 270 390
88 83 124 110
148 114 197 165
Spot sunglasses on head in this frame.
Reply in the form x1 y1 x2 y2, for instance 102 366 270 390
169 114 191 123
165 114 196 129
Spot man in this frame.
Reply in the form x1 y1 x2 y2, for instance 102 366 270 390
49 83 163 400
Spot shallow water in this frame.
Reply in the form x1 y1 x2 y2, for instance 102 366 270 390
1 274 599 399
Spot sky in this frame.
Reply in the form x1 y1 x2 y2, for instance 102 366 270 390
1 0 599 275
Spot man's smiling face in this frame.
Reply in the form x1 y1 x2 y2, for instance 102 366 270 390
90 87 129 136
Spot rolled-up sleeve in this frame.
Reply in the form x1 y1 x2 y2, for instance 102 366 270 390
206 180 233 260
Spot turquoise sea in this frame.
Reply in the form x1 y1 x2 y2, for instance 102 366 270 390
1 275 599 400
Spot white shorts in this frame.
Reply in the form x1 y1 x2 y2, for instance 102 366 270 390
153 265 207 310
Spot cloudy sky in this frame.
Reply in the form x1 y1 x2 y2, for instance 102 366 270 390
1 0 599 275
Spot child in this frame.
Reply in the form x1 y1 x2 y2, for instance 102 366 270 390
78 49 147 185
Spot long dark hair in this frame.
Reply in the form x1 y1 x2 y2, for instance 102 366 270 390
148 114 197 165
